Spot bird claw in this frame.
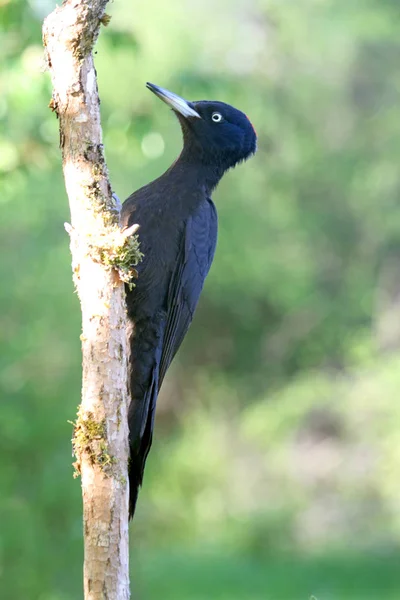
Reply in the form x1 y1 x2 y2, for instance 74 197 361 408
112 192 122 213
122 223 140 238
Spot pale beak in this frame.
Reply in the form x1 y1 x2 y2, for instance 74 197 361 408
146 82 201 119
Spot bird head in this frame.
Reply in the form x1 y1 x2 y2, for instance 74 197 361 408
146 83 257 173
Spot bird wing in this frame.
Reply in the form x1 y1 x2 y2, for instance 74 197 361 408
127 197 217 517
158 198 218 388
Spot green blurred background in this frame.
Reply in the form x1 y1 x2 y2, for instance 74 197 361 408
2 0 400 598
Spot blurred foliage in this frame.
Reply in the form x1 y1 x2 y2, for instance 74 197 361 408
2 0 400 598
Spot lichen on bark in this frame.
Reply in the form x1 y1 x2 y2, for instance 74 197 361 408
71 409 116 478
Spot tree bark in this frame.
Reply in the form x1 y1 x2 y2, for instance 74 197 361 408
43 2 138 598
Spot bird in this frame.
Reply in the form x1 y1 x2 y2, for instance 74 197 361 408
121 82 257 518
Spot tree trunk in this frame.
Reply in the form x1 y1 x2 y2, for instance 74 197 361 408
42 2 139 598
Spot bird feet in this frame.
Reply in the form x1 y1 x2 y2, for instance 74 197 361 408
112 192 122 217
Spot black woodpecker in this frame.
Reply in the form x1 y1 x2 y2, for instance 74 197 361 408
121 83 257 517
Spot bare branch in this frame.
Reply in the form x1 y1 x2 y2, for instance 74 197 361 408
43 2 138 598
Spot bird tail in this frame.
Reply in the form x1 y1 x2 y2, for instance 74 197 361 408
128 427 155 519
128 454 143 519
128 370 158 519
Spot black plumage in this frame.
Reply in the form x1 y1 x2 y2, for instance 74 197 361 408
121 83 257 517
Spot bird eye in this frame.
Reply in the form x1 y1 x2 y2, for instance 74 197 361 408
211 112 223 123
